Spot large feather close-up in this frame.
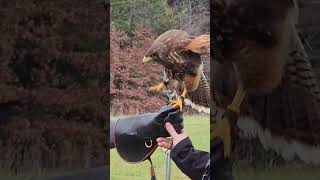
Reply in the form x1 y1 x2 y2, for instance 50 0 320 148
212 0 320 164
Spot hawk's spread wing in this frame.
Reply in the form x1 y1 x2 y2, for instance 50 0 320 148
185 35 210 54
182 35 210 113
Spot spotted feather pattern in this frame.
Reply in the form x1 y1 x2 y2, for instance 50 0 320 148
187 71 210 108
285 50 320 104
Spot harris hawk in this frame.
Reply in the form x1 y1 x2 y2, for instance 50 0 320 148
142 30 210 113
212 0 320 163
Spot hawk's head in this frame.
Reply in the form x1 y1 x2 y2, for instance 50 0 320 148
142 30 192 63
212 0 294 61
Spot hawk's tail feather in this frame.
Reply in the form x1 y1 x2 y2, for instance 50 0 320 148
184 98 210 114
238 116 320 164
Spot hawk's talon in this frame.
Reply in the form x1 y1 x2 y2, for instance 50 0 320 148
171 98 184 112
227 104 240 114
149 82 164 92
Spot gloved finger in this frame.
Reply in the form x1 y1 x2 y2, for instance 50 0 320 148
165 122 178 137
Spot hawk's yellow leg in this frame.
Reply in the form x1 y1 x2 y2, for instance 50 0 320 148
217 86 246 158
212 117 231 158
171 87 187 112
149 82 164 91
227 86 246 113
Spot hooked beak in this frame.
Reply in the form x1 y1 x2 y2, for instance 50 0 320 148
142 56 153 62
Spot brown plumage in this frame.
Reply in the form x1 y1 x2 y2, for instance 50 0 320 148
143 30 210 112
212 0 320 163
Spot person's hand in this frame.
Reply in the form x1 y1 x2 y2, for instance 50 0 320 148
156 122 187 150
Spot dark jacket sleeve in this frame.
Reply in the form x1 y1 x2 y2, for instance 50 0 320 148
170 137 210 180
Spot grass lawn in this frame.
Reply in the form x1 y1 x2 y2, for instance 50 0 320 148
110 115 210 180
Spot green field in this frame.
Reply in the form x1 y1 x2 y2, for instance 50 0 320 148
110 115 210 180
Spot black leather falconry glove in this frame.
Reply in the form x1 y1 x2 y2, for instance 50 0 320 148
112 104 183 180
113 104 183 163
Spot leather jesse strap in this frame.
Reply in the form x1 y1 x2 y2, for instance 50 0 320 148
114 104 183 163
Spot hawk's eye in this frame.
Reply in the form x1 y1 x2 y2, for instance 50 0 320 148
213 33 230 61
258 31 277 47
151 53 159 60
214 32 233 50
246 27 277 47
216 35 224 43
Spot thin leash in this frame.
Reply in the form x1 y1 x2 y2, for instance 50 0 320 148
160 147 172 180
